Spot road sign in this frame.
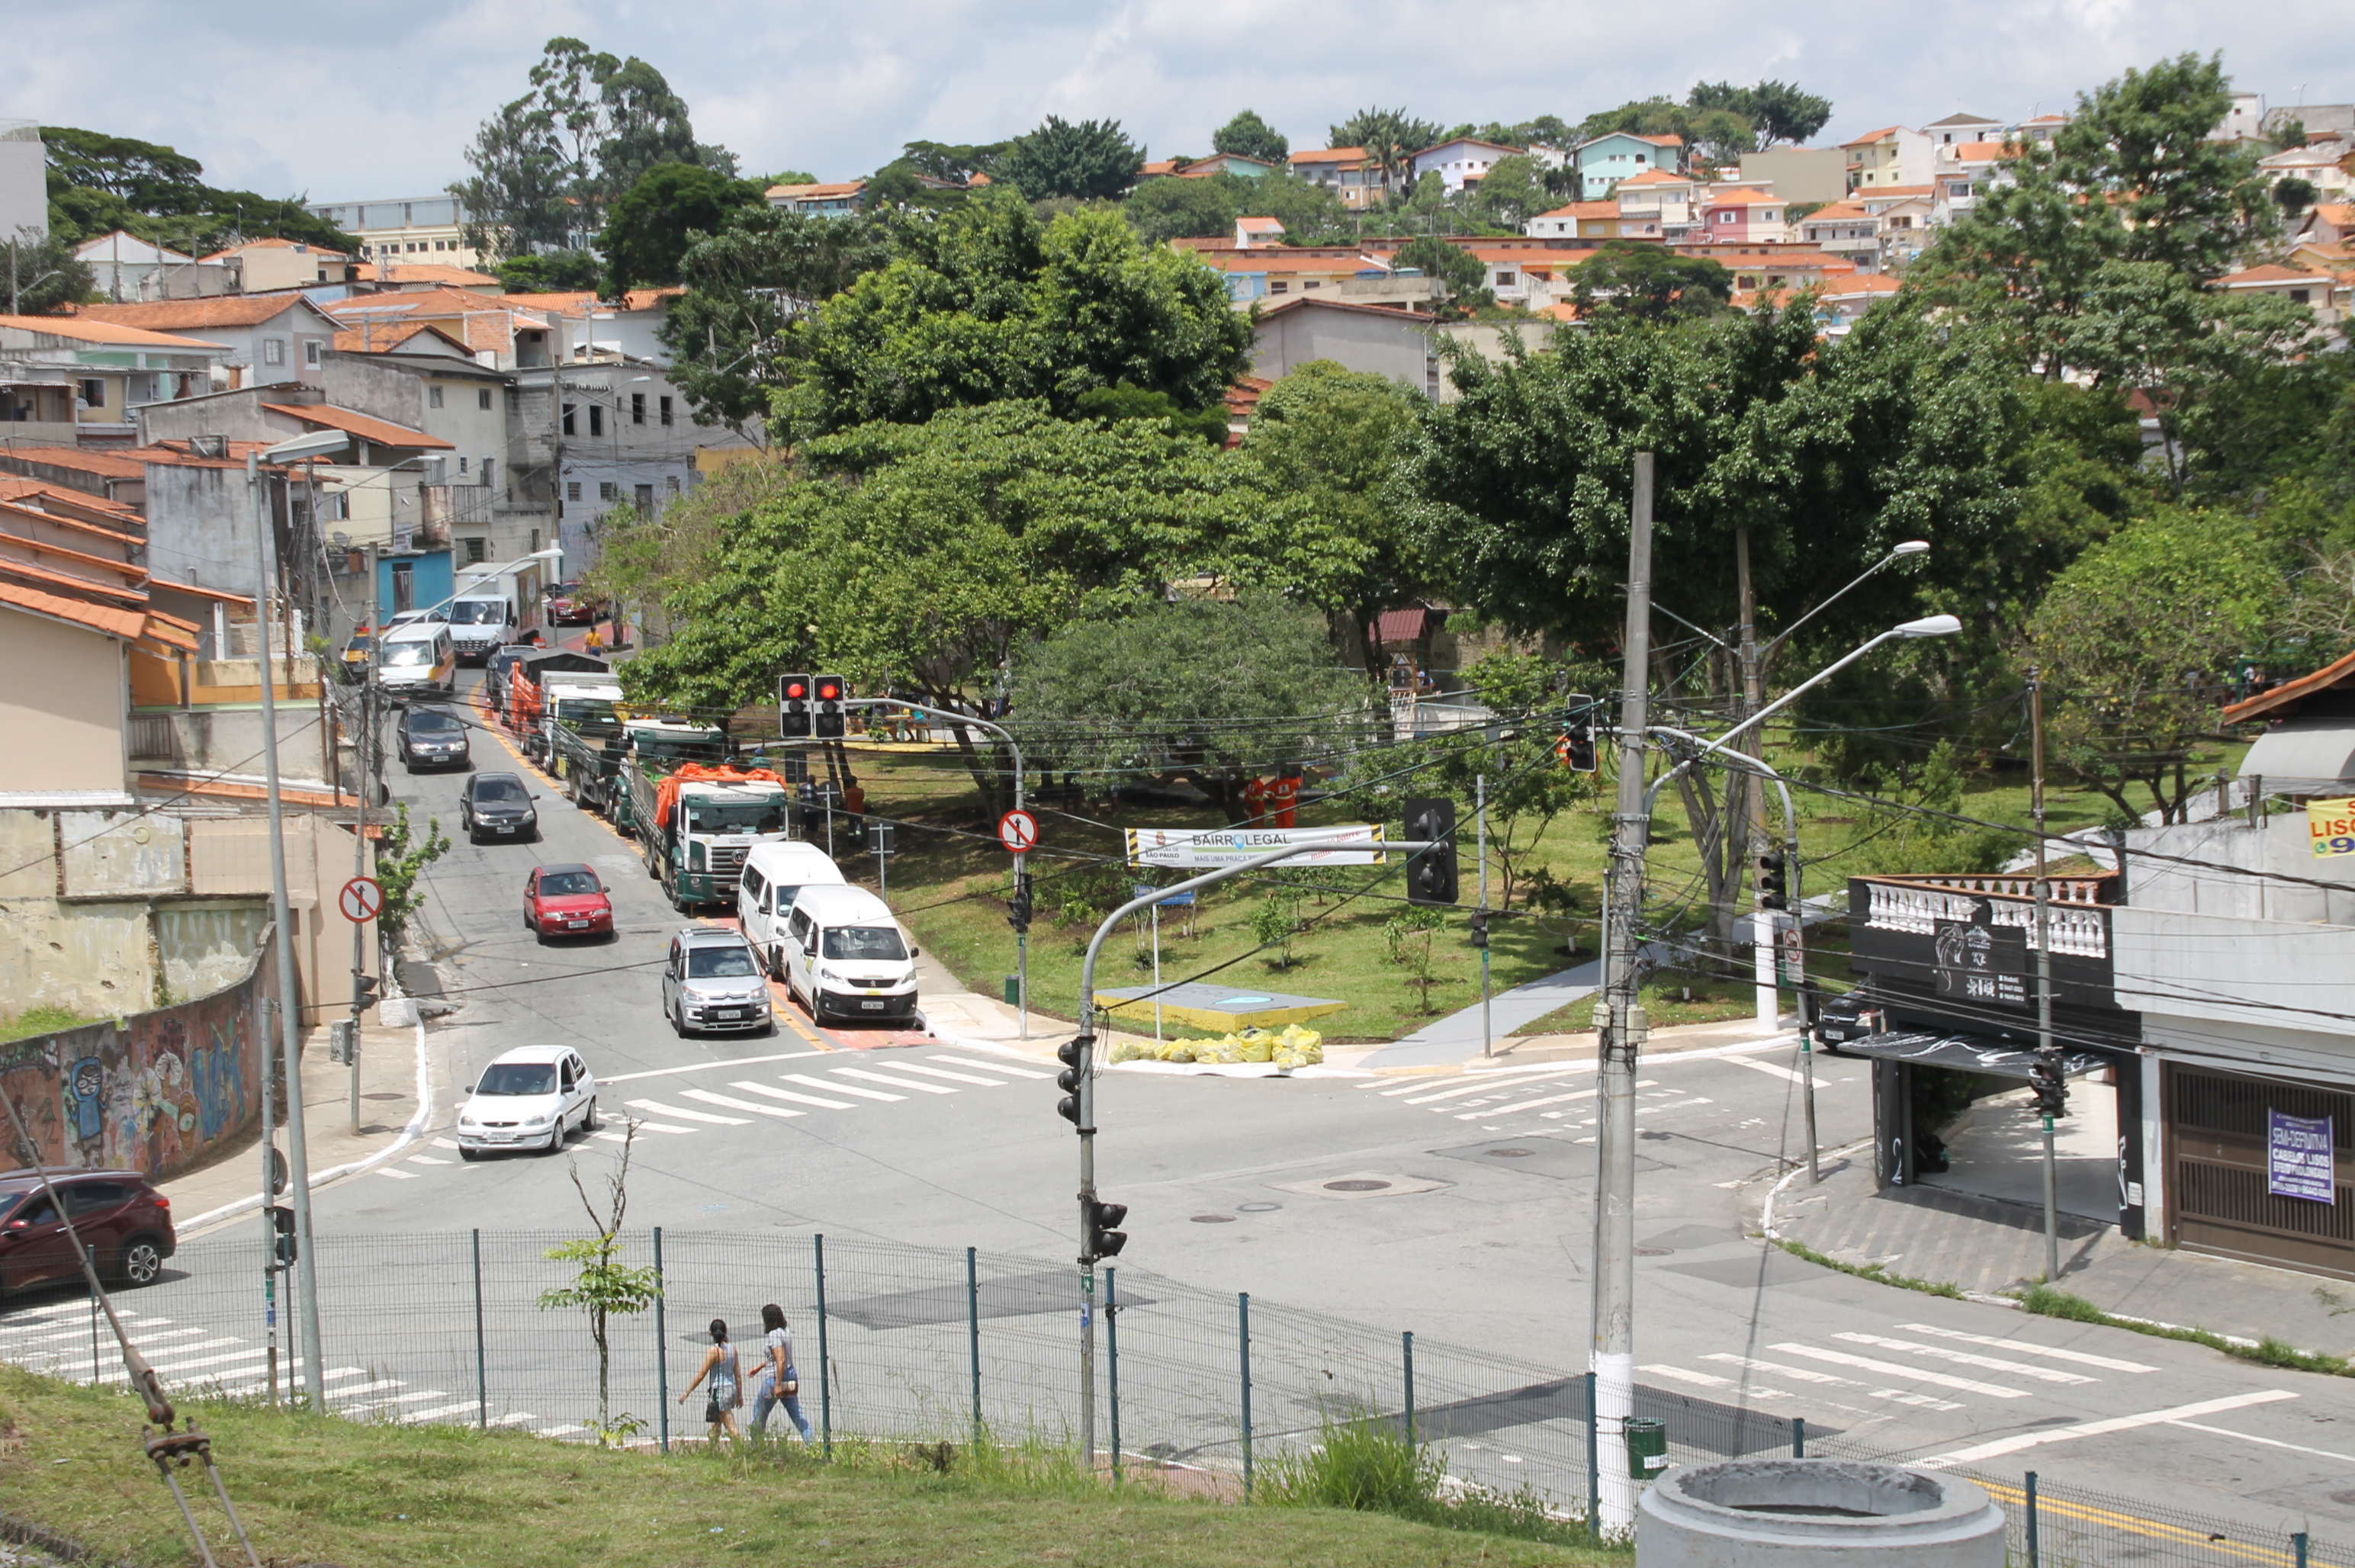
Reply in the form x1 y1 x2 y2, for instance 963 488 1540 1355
339 876 384 924
1126 824 1386 869
998 808 1039 854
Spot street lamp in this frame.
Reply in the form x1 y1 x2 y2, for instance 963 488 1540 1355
1759 541 1930 661
1714 614 1960 752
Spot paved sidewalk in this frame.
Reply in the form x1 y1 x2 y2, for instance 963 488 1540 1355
1359 956 1602 1070
162 1017 431 1237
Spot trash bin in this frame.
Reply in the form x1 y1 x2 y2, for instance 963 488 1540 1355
1626 1417 1669 1480
1004 975 1020 1005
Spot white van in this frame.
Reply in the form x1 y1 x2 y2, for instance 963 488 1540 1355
737 842 849 978
781 885 919 1023
378 623 456 698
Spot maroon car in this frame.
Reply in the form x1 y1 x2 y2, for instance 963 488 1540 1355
545 581 603 626
0 1168 177 1300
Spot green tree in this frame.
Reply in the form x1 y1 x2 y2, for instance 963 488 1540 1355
451 94 571 261
2030 506 2287 822
2274 176 2320 218
1248 172 1355 243
1391 236 1489 314
1468 153 1551 230
1329 107 1441 202
39 125 358 254
1213 109 1290 165
1125 172 1246 243
780 189 1251 437
373 803 450 949
1005 594 1370 817
996 116 1147 201
40 127 205 209
4 233 95 315
494 249 605 293
1414 653 1598 909
1570 243 1733 321
1072 383 1230 446
1478 116 1576 150
898 140 1007 185
1687 80 1833 149
599 161 764 293
535 1126 662 1444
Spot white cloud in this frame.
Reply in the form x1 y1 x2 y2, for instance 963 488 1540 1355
11 0 2347 198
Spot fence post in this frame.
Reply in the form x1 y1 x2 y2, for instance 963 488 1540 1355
1792 1415 1804 1459
2025 1470 2040 1568
1239 1291 1254 1505
815 1232 833 1460
1586 1370 1600 1544
2296 1531 2311 1568
1106 1266 1126 1485
471 1229 487 1431
966 1245 982 1451
653 1226 668 1454
89 1291 100 1388
1402 1331 1415 1448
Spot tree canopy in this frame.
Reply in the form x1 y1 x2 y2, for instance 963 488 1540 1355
600 161 766 293
40 125 358 254
1212 110 1290 165
1685 80 1833 149
1570 243 1733 322
995 117 1147 201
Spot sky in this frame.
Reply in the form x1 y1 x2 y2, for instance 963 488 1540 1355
11 0 2353 201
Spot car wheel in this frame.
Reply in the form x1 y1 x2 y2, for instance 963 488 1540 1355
116 1236 164 1287
542 1126 563 1155
459 1146 479 1162
583 1097 600 1133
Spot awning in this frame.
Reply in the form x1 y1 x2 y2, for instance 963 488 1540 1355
1837 1028 2108 1080
2239 718 2355 794
1371 607 1431 645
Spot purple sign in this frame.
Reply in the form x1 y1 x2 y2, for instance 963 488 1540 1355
2268 1110 2336 1204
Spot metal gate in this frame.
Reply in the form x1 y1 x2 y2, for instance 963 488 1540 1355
2168 1063 2355 1277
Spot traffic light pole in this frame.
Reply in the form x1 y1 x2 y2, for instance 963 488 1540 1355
350 544 378 1135
1067 837 1444 1470
2032 669 2060 1284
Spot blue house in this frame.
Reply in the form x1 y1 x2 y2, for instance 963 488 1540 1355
376 548 453 620
1574 133 1689 201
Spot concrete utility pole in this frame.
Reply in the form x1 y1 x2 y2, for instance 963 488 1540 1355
349 545 378 1133
1734 526 1775 1028
1592 453 1656 1536
2032 668 2059 1284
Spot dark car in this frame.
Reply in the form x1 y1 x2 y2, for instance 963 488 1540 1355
397 705 472 772
461 772 539 844
1811 988 1881 1053
0 1168 176 1299
526 863 614 940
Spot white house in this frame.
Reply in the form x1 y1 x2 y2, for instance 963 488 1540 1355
1411 137 1524 194
79 297 342 391
74 232 234 302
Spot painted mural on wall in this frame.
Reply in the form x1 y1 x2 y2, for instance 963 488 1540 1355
0 946 268 1181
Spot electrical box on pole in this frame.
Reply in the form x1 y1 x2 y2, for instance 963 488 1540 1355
1402 798 1458 905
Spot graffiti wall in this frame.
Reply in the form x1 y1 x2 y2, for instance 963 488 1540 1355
0 937 270 1181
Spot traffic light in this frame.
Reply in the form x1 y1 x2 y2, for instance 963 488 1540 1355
267 1203 297 1268
1559 696 1598 772
1007 871 1033 934
1469 910 1489 949
351 970 380 1008
779 673 812 738
1759 853 1788 911
2029 1048 2068 1119
1084 1197 1129 1262
1403 797 1458 906
1055 1036 1089 1126
814 675 847 739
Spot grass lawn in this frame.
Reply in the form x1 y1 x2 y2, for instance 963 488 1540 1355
0 1367 1618 1568
831 734 2133 1046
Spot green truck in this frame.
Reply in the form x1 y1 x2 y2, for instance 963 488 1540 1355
626 757 795 911
552 717 728 824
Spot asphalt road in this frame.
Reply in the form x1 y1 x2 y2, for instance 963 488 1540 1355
22 667 2352 1541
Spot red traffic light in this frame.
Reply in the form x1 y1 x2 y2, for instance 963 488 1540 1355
783 680 808 700
815 679 842 702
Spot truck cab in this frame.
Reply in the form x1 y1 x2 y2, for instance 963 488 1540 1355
634 764 793 912
447 593 518 663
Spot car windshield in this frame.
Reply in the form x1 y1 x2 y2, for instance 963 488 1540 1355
539 872 601 896
345 637 374 655
408 711 463 734
474 777 529 804
686 801 786 834
686 946 760 978
448 601 504 625
824 925 908 962
384 641 435 667
476 1063 557 1096
0 1191 21 1223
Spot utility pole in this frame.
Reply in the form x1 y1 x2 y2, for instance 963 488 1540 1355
349 545 378 1133
246 452 325 1410
2031 668 2060 1284
1735 526 1775 1030
1477 773 1491 1059
257 994 278 1404
1592 453 1655 1536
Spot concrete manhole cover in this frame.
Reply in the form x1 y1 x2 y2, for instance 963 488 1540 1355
1274 1171 1451 1201
1191 1214 1236 1223
1324 1179 1392 1192
1236 1201 1281 1213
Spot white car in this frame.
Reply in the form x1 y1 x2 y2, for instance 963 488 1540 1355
455 1045 598 1158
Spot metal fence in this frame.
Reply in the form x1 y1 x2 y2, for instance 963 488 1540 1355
2 1229 2345 1566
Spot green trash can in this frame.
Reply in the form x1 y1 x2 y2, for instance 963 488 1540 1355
1625 1417 1668 1480
1004 975 1020 1005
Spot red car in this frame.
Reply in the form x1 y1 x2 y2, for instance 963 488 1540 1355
0 1168 176 1300
545 582 603 626
525 863 614 940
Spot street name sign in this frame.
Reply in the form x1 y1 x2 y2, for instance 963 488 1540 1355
1125 824 1386 868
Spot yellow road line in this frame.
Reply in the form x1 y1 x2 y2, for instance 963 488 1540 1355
1976 1479 2334 1567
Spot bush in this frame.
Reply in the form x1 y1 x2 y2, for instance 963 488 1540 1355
1260 1412 1591 1545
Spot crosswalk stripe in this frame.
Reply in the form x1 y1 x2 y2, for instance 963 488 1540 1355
329 1377 406 1400
342 1388 453 1413
1835 1332 2097 1385
625 1098 749 1126
1770 1341 2029 1399
1896 1323 2159 1374
111 1346 270 1377
885 1062 1008 1087
1702 1353 1965 1412
431 1137 461 1150
378 1167 419 1180
409 1155 452 1165
831 1067 956 1095
489 1411 540 1426
1734 1056 1808 1085
1635 1097 1711 1115
1406 1072 1579 1104
1461 1088 1600 1119
786 1072 901 1102
683 1088 803 1120
400 1401 486 1422
930 1055 1053 1079
619 1115 695 1134
729 1081 855 1110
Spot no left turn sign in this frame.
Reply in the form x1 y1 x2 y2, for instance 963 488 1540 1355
997 808 1039 855
339 876 385 924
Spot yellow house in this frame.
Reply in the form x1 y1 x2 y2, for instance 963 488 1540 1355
202 238 361 294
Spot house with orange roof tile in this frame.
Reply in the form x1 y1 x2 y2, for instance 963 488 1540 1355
1842 126 1933 192
1924 111 2003 149
2010 112 2070 146
2217 263 2347 328
1288 148 1384 208
324 288 564 369
1697 188 1791 244
200 236 361 294
2298 204 2355 246
79 295 341 391
766 180 866 217
356 259 505 293
2260 140 2354 202
1574 132 1689 200
1798 201 1886 271
0 315 230 447
1524 201 1663 242
1608 169 1701 237
72 230 235 302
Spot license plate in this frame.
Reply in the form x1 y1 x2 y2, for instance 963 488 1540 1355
568 920 589 929
713 1009 744 1020
860 1000 885 1011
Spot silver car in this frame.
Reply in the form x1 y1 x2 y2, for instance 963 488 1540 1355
662 927 773 1036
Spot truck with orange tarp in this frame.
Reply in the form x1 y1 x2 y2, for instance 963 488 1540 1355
626 758 794 911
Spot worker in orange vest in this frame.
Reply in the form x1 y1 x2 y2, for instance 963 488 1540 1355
1269 770 1300 830
1242 775 1267 827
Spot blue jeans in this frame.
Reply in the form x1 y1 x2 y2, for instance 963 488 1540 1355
750 1370 811 1441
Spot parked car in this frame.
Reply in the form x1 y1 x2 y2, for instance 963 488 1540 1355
397 705 472 772
525 863 614 940
737 841 847 978
0 1168 176 1298
661 926 773 1036
545 581 602 626
780 884 920 1023
340 633 375 684
454 1046 597 1158
460 773 539 843
1811 988 1881 1052
378 622 457 700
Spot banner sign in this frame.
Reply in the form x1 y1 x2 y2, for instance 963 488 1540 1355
1933 919 2028 1007
1126 824 1386 869
2310 797 2355 859
2269 1110 2336 1203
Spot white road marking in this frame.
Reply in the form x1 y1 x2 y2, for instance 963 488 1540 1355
1733 1056 1807 1085
1770 1342 2027 1399
1704 1353 1963 1412
2166 1419 2355 1467
625 1098 749 1126
786 1072 901 1102
111 1346 271 1377
831 1067 956 1095
1834 1332 2097 1386
401 1401 487 1422
407 1154 451 1166
1643 1364 1802 1403
1896 1323 2159 1374
729 1081 855 1110
490 1412 540 1426
882 1061 1007 1087
342 1388 453 1414
431 1137 461 1150
327 1377 406 1401
1406 1072 1579 1104
930 1055 1052 1079
601 1050 831 1084
5 1322 181 1348
682 1088 803 1120
1923 1390 2300 1467
1460 1086 1617 1120
376 1167 419 1180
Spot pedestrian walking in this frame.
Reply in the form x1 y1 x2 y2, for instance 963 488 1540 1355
584 622 604 656
678 1318 744 1445
1242 774 1267 828
747 1303 813 1442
